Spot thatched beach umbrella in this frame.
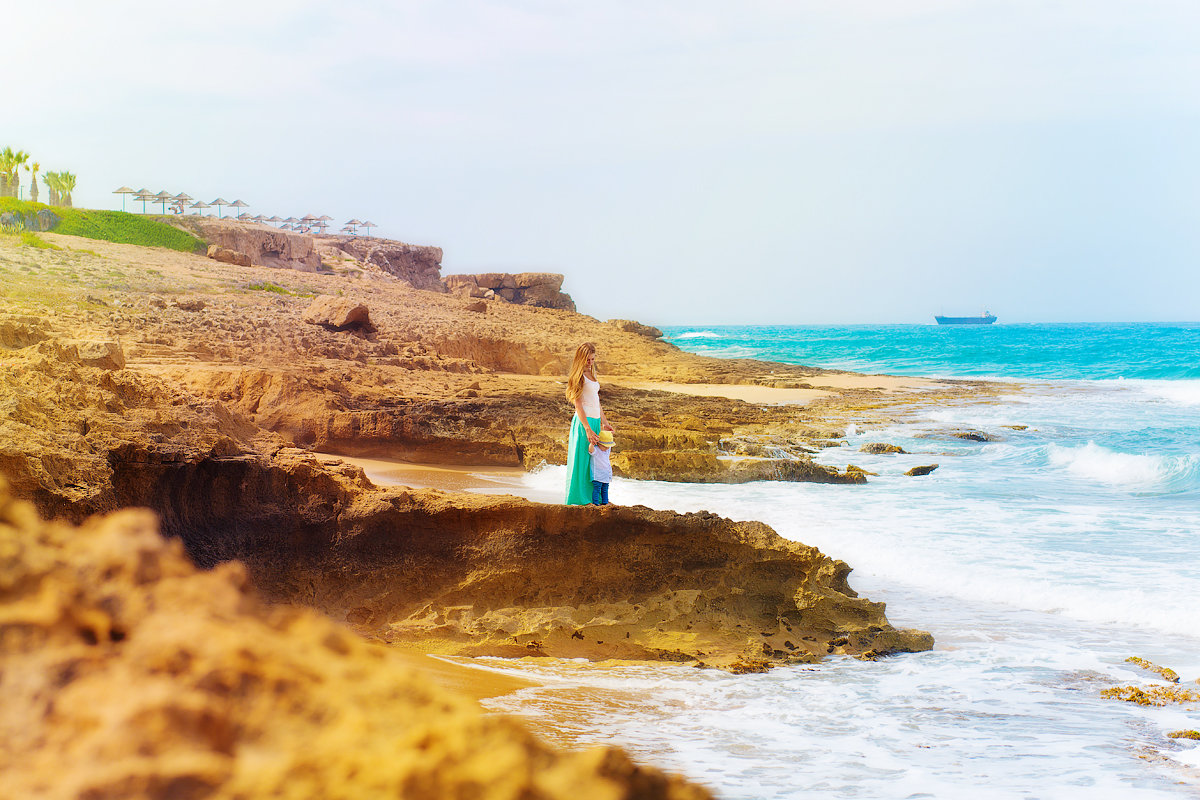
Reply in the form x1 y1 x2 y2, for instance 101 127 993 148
113 186 134 212
152 191 173 214
134 189 153 214
284 217 299 226
190 200 211 216
230 200 249 220
361 220 377 238
210 198 230 218
266 215 282 226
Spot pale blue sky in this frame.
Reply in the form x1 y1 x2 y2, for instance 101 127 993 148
7 1 1199 324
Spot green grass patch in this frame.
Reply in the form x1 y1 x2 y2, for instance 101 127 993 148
246 281 291 295
19 231 61 250
0 198 206 254
245 281 315 298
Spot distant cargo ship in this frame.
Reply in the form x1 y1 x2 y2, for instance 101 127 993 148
935 312 997 325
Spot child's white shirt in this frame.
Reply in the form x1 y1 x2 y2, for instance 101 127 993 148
591 445 612 482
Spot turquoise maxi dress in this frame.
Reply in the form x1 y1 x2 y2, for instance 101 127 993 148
565 414 601 505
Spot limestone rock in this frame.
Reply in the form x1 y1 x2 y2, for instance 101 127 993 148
465 301 487 313
85 445 931 669
513 272 563 290
861 442 907 454
844 464 878 478
70 339 126 370
206 244 253 267
608 319 664 339
175 216 322 272
952 430 996 442
0 479 711 800
612 452 866 484
443 275 477 292
441 272 575 311
303 296 374 332
906 464 939 476
335 238 445 290
474 272 517 290
34 338 125 370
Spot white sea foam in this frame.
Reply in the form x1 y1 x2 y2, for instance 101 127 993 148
673 330 721 339
510 370 1200 798
1127 379 1200 407
1047 442 1169 487
1045 442 1199 492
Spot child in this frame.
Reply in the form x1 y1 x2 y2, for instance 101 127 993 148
589 429 614 506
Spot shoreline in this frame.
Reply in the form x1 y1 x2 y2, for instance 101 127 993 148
0 222 981 797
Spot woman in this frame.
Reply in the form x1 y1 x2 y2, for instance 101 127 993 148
564 342 614 505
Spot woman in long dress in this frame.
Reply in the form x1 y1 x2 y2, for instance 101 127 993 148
565 342 614 505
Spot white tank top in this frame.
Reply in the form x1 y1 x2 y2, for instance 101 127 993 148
580 375 601 417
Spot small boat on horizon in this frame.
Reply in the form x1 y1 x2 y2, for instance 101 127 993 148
935 311 997 325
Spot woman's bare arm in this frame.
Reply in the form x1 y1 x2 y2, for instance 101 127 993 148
575 397 599 444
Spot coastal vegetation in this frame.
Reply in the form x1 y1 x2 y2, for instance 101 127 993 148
42 170 76 207
8 230 61 250
0 198 205 253
0 147 74 206
0 146 29 197
245 280 314 297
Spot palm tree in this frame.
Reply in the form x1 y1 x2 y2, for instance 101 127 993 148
10 150 28 198
58 172 76 207
0 148 29 198
0 147 16 197
26 161 39 204
44 171 61 206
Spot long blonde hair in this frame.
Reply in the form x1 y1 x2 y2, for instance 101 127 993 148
566 342 597 403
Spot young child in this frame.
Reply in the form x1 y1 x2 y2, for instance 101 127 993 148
589 429 614 506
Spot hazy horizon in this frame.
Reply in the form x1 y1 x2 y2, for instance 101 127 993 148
6 1 1199 326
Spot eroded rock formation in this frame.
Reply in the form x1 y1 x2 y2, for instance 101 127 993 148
330 236 446 290
206 243 252 267
0 480 711 799
0 283 930 671
174 216 322 271
98 446 931 669
445 272 576 311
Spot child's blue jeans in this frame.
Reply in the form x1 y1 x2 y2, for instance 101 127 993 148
591 480 609 505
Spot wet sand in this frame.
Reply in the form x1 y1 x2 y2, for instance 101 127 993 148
615 374 945 405
398 653 537 702
318 454 555 502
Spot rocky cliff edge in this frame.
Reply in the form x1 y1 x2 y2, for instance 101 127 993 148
0 479 711 799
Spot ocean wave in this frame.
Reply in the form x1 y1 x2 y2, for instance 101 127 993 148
1123 379 1200 407
1046 442 1198 492
671 331 722 339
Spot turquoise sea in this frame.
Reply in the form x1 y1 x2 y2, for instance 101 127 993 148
478 323 1200 799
